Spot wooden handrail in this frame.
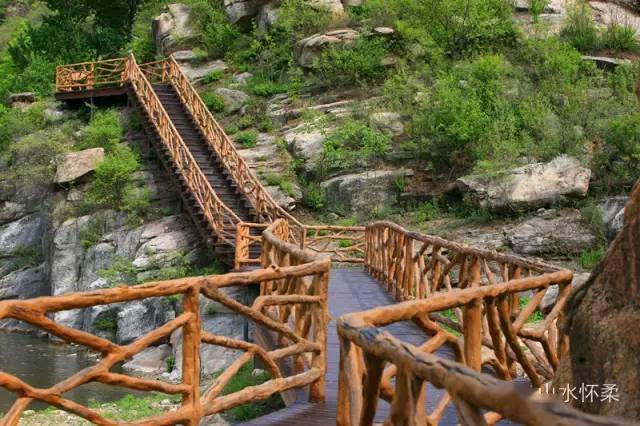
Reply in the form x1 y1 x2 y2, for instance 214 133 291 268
0 220 331 425
162 56 306 236
125 54 241 246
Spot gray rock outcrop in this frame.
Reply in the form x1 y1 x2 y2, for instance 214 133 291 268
456 156 591 212
153 4 199 56
297 29 360 68
214 88 250 113
321 169 413 212
54 148 105 184
123 344 173 376
505 209 598 256
598 196 627 242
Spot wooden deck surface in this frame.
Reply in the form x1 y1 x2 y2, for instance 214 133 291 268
238 267 460 425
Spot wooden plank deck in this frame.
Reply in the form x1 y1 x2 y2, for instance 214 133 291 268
239 267 460 425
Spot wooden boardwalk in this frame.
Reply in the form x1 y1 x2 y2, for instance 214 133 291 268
239 267 460 425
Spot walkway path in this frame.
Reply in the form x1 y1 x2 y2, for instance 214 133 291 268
239 267 459 425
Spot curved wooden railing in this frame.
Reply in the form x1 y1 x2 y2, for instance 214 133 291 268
125 54 241 246
56 58 130 92
0 219 330 425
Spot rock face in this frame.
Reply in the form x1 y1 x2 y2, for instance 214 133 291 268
123 344 172 376
456 156 591 212
153 4 199 56
284 126 327 175
598 196 627 242
54 148 105 184
0 214 46 257
224 0 265 30
505 209 598 256
369 112 404 137
556 181 640 419
297 29 360 68
8 92 35 108
321 169 413 212
214 88 250 113
179 60 228 84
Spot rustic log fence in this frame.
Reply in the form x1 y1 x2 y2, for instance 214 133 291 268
0 220 330 425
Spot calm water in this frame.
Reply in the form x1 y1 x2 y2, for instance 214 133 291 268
0 332 143 412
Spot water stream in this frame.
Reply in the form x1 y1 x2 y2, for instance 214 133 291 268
0 332 144 413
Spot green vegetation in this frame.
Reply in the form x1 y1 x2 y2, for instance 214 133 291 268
84 146 140 210
202 69 224 84
302 182 326 210
165 355 176 372
80 217 106 248
234 130 259 148
580 248 604 269
92 394 179 422
92 313 117 332
215 361 285 421
201 91 225 113
264 172 297 197
519 296 544 323
11 246 43 270
76 109 122 153
318 120 391 177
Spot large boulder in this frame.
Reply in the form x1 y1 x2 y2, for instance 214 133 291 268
309 0 344 15
284 126 328 175
256 1 279 32
297 29 360 68
179 60 228 84
556 181 640 419
456 156 591 212
55 148 105 184
116 299 175 345
224 0 266 30
8 92 35 108
505 209 599 256
321 169 413 213
153 4 199 56
214 88 250 113
369 112 405 137
0 264 47 301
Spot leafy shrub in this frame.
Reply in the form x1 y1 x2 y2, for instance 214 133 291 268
76 110 122 153
165 356 176 372
302 183 326 210
201 92 225 113
191 0 241 58
0 103 46 152
98 256 137 286
92 315 117 332
80 218 106 249
600 23 639 51
3 128 68 186
234 130 258 148
123 187 153 226
85 146 140 210
593 112 640 190
319 120 391 175
561 2 600 51
202 69 225 84
413 201 441 223
312 38 389 87
246 76 295 97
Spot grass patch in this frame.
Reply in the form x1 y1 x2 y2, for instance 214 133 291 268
579 248 604 269
234 130 259 148
11 246 42 270
519 296 544 324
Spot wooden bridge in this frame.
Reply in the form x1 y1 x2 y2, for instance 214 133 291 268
0 55 634 425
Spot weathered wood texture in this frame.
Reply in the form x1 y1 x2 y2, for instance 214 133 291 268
0 220 330 425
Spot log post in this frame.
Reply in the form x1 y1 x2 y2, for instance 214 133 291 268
463 257 482 371
181 283 202 424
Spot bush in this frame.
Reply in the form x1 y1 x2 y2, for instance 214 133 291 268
579 248 604 269
234 130 258 148
0 103 46 152
601 23 639 51
201 92 226 113
302 182 326 210
3 128 68 186
319 120 391 175
85 146 140 210
76 110 122 153
312 38 390 87
594 112 640 189
246 76 295 97
191 0 241 58
561 1 599 51
202 69 225 84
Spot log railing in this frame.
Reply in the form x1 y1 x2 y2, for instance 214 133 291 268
160 56 308 245
125 54 241 246
337 221 582 425
0 219 331 425
235 222 366 269
55 58 130 92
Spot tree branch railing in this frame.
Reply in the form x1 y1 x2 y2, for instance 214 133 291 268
336 221 585 425
55 58 130 92
0 219 331 425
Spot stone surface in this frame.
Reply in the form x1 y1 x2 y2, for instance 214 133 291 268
233 72 254 85
153 3 199 56
369 112 404 137
0 201 27 225
0 214 46 257
123 344 172 376
8 92 35 107
540 272 591 313
456 156 591 212
321 169 413 212
256 2 279 32
598 196 627 242
117 298 174 345
266 186 296 211
309 0 344 15
505 209 598 256
284 125 328 175
224 0 265 30
180 60 228 84
297 29 360 68
214 88 250 113
0 264 47 301
54 148 105 184
555 181 640 418
170 315 245 381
